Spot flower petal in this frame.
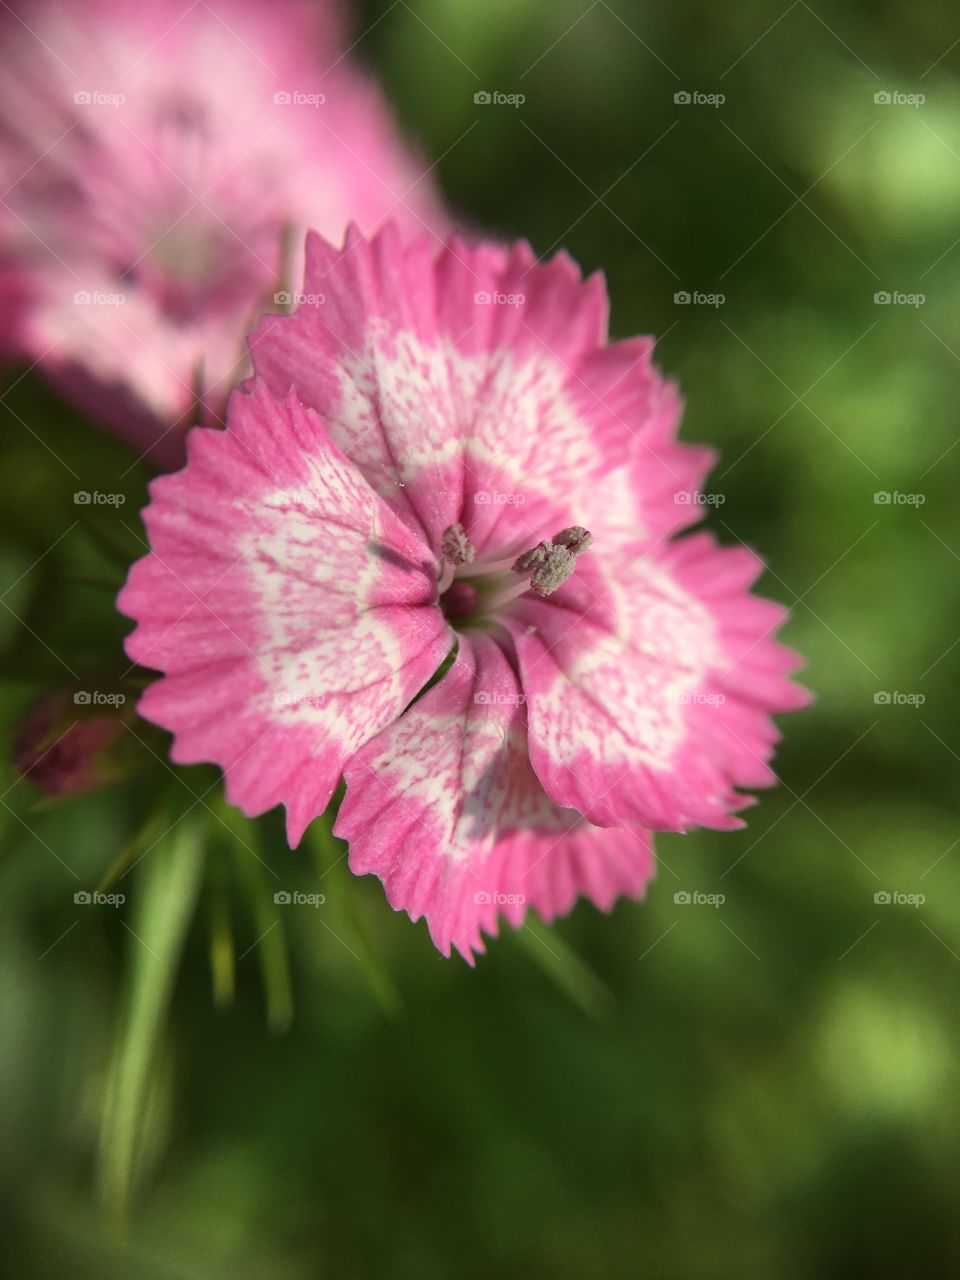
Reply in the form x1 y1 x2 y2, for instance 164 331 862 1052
506 532 810 832
250 228 707 557
118 379 451 843
335 631 655 960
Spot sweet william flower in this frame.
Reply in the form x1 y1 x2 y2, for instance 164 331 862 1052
0 0 446 466
119 225 809 960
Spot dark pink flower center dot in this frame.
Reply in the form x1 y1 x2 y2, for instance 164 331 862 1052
440 580 478 623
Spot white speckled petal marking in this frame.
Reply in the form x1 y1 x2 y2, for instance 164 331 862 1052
336 633 657 960
120 381 450 844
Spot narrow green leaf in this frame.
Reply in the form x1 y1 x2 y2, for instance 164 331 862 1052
97 815 205 1216
307 813 402 1017
512 919 614 1019
206 846 236 1008
220 803 294 1033
75 510 142 571
95 808 168 895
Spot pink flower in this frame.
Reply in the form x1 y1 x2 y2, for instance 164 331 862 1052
0 0 446 466
119 225 809 960
15 690 126 796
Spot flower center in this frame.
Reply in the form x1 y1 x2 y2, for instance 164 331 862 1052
438 522 593 629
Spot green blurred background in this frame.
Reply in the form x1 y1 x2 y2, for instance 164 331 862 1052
2 0 958 1275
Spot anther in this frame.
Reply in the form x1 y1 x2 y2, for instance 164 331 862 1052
441 523 475 567
552 526 593 556
509 525 594 599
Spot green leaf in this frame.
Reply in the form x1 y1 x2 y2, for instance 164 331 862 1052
97 814 205 1216
206 845 236 1008
220 803 294 1034
75 510 142 572
512 919 614 1020
307 812 402 1017
95 808 168 895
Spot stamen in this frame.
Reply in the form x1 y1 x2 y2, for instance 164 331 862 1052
455 554 517 578
553 526 593 556
441 523 475 567
509 525 594 598
513 542 577 596
442 521 594 619
512 541 552 575
486 576 541 611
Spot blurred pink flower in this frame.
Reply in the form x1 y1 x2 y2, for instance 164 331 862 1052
14 689 126 796
119 225 809 960
0 0 447 465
